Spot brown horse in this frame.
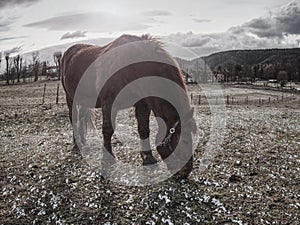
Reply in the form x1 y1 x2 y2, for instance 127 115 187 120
61 34 196 178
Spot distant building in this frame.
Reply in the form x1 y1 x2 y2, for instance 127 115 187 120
46 65 59 78
182 70 197 84
215 73 225 82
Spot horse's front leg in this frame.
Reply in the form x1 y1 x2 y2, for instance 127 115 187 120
101 105 116 167
135 102 157 165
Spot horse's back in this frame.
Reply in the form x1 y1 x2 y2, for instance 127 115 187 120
60 36 150 99
62 44 92 68
61 34 186 107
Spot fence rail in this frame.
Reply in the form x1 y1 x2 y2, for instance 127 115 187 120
189 93 298 106
1 81 298 107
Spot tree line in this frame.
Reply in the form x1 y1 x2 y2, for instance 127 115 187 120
0 51 62 85
177 57 300 86
212 60 300 86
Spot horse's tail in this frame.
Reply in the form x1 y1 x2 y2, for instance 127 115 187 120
76 105 97 147
83 107 97 131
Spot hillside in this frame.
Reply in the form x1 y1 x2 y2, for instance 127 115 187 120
177 48 300 70
202 48 300 70
175 48 300 82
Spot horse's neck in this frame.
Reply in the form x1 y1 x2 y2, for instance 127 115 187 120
153 104 178 128
151 86 189 124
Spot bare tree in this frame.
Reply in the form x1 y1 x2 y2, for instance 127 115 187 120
22 60 28 82
264 64 277 80
41 61 47 77
277 70 288 87
13 55 21 83
10 66 16 84
54 51 62 80
225 63 235 82
0 52 2 81
19 57 23 82
5 53 10 85
32 51 40 82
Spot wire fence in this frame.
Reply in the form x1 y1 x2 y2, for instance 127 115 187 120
189 92 299 106
1 81 299 107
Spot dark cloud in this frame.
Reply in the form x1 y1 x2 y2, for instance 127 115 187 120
275 1 300 35
0 16 19 32
4 46 22 55
24 13 89 30
0 0 40 8
193 18 211 23
142 10 172 17
23 12 150 32
0 36 27 42
233 1 300 38
246 18 271 30
165 25 299 57
60 31 86 40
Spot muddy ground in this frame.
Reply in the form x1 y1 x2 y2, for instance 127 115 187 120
0 80 299 224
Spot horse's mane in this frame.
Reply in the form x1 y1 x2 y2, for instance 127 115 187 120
114 34 163 45
140 34 165 48
104 34 165 52
101 34 186 91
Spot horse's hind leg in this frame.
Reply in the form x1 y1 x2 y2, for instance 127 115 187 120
101 105 116 167
66 95 80 152
135 101 157 165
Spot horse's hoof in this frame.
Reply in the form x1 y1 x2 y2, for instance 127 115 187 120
173 172 190 179
71 145 81 155
142 156 158 166
101 154 116 168
100 156 116 178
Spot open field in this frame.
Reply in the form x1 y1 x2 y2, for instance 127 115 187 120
1 80 300 224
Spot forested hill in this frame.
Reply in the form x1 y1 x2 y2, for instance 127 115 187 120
175 48 300 82
201 48 300 70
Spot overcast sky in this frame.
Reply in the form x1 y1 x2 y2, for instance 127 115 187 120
0 0 299 58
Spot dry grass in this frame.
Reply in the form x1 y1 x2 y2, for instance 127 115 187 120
0 80 299 224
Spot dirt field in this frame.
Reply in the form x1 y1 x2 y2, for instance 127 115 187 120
1 80 299 224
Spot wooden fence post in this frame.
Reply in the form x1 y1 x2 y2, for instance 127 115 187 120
227 95 229 105
245 96 248 104
42 83 46 104
198 95 201 105
56 83 59 104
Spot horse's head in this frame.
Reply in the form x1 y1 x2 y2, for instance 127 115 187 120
156 108 196 178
